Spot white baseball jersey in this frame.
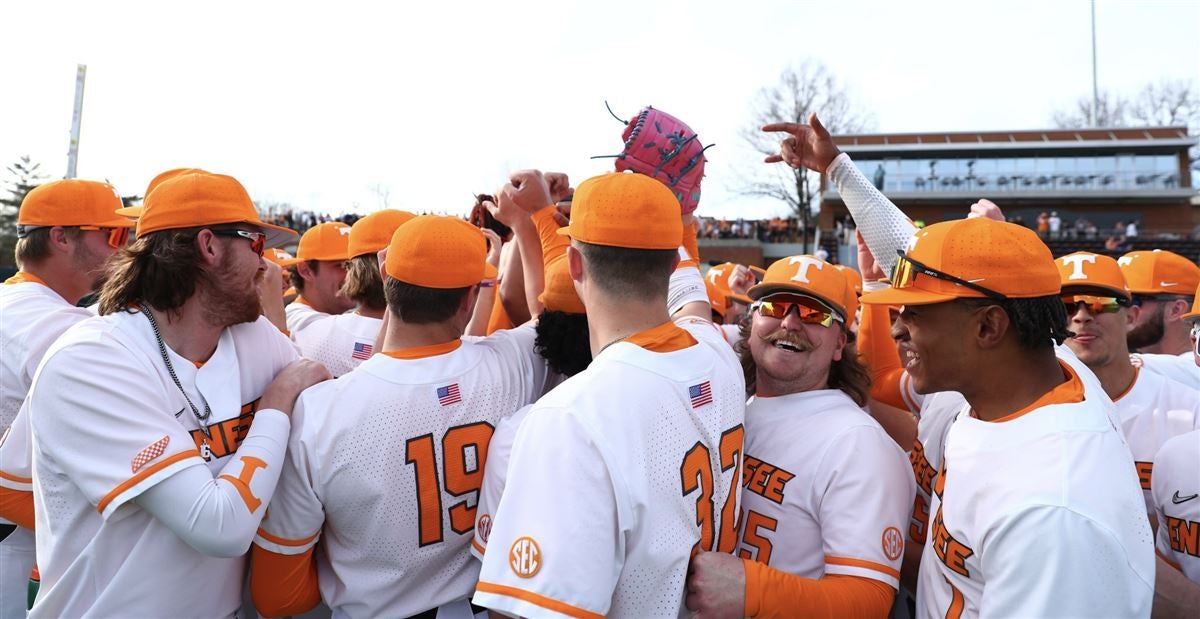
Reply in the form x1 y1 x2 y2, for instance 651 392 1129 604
1112 368 1200 512
474 317 746 618
255 324 552 618
0 276 92 616
285 299 334 337
735 390 914 589
916 363 1154 619
718 323 741 348
291 311 382 377
25 310 297 618
1151 429 1200 584
472 404 533 561
1135 352 1200 390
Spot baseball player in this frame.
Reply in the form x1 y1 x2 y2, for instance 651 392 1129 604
249 215 556 617
762 116 1152 617
18 171 328 617
265 248 299 303
1185 285 1200 368
473 172 746 617
1056 252 1200 517
0 179 135 617
289 209 415 376
686 255 914 617
1119 250 1200 389
283 221 355 335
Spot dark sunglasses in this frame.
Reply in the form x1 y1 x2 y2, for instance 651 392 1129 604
892 250 1007 301
78 225 131 249
1061 295 1124 315
751 295 842 327
211 229 267 256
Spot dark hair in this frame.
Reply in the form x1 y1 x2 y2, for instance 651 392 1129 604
957 294 1072 349
287 260 320 293
471 195 513 240
14 227 83 269
574 241 677 303
384 277 471 324
534 310 592 376
340 255 386 311
98 227 213 315
734 315 871 407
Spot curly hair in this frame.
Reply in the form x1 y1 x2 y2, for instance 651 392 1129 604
340 254 386 311
534 310 592 377
98 227 216 315
957 295 1072 349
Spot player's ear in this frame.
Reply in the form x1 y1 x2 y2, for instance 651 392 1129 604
974 304 1009 350
567 245 585 284
194 229 222 267
831 326 848 362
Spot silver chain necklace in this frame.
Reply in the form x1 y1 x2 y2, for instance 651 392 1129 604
139 303 213 452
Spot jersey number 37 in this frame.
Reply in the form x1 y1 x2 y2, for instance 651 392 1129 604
680 425 745 553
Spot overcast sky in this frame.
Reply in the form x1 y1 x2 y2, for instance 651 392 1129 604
1 0 1196 220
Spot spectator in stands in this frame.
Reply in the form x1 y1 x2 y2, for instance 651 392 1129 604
1126 220 1138 238
1036 211 1049 238
1048 211 1062 239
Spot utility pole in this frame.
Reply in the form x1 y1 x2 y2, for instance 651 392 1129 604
66 64 87 178
1090 0 1099 127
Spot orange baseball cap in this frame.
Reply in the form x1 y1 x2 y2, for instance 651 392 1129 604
115 172 295 247
557 172 682 250
748 255 852 322
1117 250 1200 297
539 256 586 314
834 264 863 319
1056 252 1130 301
860 218 1060 306
705 278 728 319
264 247 296 267
289 222 352 264
118 167 212 220
17 179 135 233
348 209 418 259
385 215 488 289
1181 284 1200 322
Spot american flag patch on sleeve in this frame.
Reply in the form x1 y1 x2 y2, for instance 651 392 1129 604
352 342 373 360
689 381 713 408
437 384 462 406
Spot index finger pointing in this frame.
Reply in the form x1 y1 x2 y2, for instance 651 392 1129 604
762 122 802 134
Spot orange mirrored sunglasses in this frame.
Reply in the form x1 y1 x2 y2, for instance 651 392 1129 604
751 294 842 327
78 225 131 249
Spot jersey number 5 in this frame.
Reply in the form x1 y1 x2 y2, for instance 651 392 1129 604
679 425 745 553
406 422 495 547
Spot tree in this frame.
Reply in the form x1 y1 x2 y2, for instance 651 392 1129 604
1052 80 1199 129
736 60 873 252
0 156 49 268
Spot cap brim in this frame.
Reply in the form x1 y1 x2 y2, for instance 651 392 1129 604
730 293 752 305
252 221 298 249
114 206 142 220
747 284 846 320
1182 311 1199 322
859 286 960 306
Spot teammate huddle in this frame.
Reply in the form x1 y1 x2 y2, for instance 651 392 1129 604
0 106 1198 619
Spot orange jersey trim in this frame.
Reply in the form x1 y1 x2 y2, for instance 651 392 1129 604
0 486 35 530
471 537 486 556
97 449 199 514
824 555 901 579
256 527 320 548
382 339 463 360
992 361 1084 423
0 470 32 484
625 321 697 353
292 297 314 308
1112 366 1140 403
475 581 603 619
3 271 48 286
250 544 321 617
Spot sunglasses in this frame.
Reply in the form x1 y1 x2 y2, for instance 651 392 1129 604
892 250 1007 301
77 226 131 249
751 295 842 327
211 229 267 256
1061 295 1124 315
1130 294 1188 307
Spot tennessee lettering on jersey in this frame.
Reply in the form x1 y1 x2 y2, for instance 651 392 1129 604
1163 516 1200 558
188 399 260 460
741 455 795 504
1151 429 1200 584
929 465 973 579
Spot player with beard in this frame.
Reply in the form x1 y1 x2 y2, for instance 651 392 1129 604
283 221 356 335
686 255 913 617
1119 250 1200 389
0 179 135 617
18 171 329 618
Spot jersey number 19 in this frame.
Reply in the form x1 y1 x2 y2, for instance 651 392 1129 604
406 422 495 547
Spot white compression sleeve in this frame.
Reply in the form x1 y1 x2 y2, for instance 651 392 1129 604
827 153 918 275
134 409 291 558
669 264 710 317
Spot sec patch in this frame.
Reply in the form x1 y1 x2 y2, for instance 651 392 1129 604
882 526 904 561
509 536 542 578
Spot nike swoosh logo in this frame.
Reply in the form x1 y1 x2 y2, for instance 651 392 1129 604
1173 491 1199 504
1161 281 1178 287
174 407 185 418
